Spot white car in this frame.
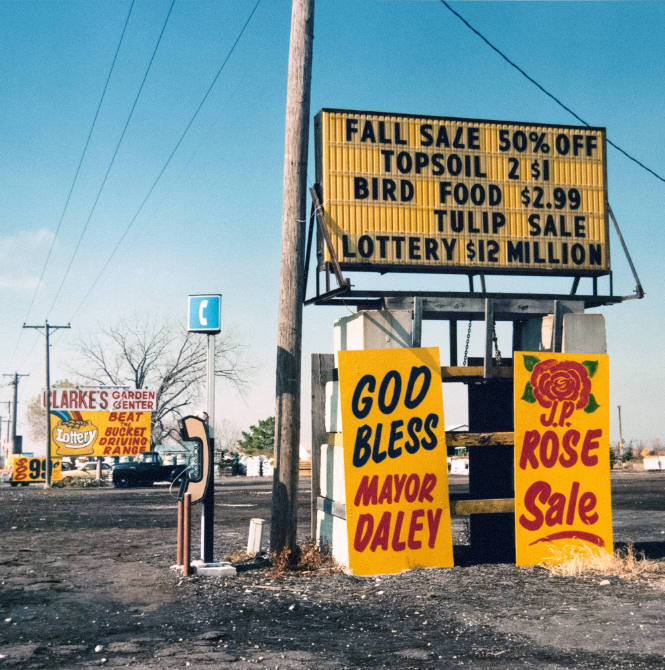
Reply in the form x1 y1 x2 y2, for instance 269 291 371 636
78 462 113 478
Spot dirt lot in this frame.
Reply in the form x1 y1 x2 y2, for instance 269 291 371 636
3 472 665 669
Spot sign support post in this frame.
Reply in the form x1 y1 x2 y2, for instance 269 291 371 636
201 332 216 563
187 294 234 576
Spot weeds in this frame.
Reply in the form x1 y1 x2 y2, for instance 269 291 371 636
52 476 106 488
225 551 255 563
540 543 665 588
268 538 340 577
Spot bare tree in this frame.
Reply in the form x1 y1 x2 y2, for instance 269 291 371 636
72 319 249 446
26 379 76 441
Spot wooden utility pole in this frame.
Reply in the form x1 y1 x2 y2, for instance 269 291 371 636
23 321 71 487
271 0 315 555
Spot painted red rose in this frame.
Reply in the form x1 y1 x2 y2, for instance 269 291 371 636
530 359 591 410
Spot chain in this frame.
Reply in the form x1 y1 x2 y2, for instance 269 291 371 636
462 320 472 366
492 325 502 366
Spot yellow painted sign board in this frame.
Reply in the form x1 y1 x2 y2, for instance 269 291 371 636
315 109 608 276
49 410 151 458
338 347 453 575
9 455 62 483
514 352 612 566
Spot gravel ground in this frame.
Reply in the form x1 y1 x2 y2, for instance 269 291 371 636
2 471 665 668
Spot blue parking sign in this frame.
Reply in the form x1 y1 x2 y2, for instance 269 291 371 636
188 294 222 333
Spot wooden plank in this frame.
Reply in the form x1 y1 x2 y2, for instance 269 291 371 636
326 432 343 446
447 431 514 448
311 354 334 537
329 365 512 383
442 365 484 378
317 496 347 520
451 498 514 515
327 430 514 448
317 496 514 519
441 365 513 381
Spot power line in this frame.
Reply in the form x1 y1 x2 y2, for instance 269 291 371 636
8 1 135 367
440 0 665 184
46 0 176 319
68 0 264 322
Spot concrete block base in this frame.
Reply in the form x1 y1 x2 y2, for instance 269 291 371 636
171 561 237 577
190 560 237 577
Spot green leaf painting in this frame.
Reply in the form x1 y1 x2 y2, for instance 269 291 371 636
582 360 598 378
584 393 600 413
521 381 536 403
523 355 540 372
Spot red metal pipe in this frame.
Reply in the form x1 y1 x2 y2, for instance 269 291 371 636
183 493 191 576
176 499 184 566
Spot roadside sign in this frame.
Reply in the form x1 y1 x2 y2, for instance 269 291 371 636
9 455 62 484
514 352 612 565
338 346 454 575
49 410 151 458
188 294 222 333
315 109 608 277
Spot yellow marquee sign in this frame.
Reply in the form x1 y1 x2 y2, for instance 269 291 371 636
338 347 453 575
315 109 608 276
513 352 612 566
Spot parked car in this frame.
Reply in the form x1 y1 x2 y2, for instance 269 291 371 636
78 462 113 478
59 467 95 480
112 452 187 488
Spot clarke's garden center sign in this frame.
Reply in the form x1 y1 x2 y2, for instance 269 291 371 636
315 109 609 276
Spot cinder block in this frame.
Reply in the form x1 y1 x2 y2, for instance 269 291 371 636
330 309 413 434
319 444 345 503
334 310 413 353
562 313 606 353
326 380 340 433
316 506 348 567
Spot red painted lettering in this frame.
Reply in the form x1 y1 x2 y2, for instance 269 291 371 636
519 430 540 469
391 511 406 551
418 473 437 502
354 476 378 506
581 429 601 466
407 509 425 549
354 514 374 551
370 512 391 551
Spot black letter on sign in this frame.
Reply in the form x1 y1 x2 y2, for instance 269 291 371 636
404 365 431 409
352 374 375 419
378 370 402 414
422 413 439 450
353 425 372 467
354 177 369 200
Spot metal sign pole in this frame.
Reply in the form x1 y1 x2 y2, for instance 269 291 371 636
201 333 215 563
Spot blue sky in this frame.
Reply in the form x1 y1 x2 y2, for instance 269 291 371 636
1 0 663 454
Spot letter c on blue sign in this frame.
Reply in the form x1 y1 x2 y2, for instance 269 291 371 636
199 299 208 326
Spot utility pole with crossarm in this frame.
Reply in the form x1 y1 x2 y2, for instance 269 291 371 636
23 321 71 488
2 373 29 455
